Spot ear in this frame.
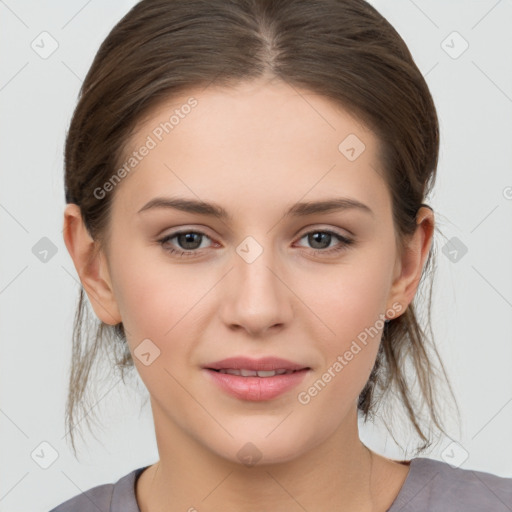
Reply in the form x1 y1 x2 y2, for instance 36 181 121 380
62 203 122 326
386 206 434 316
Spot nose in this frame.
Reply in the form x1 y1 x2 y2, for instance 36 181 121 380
219 244 294 337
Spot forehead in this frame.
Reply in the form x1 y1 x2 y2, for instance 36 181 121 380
112 79 390 219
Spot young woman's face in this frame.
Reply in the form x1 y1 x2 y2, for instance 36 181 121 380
98 79 408 464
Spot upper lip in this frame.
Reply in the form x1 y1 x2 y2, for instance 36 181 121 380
204 356 310 372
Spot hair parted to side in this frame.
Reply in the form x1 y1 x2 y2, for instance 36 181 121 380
63 0 460 458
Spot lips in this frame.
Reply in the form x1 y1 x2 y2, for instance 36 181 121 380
203 356 311 401
204 356 309 372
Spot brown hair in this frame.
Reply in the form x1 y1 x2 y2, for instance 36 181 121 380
63 0 459 457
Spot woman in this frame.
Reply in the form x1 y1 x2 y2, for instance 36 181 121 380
51 0 512 510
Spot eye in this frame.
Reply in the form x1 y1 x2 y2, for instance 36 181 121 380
158 230 214 258
157 228 355 258
295 229 354 256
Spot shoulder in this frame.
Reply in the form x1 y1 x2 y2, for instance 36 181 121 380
48 466 148 512
48 482 114 512
390 457 512 512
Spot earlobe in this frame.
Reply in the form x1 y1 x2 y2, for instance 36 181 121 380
62 204 122 326
386 206 435 316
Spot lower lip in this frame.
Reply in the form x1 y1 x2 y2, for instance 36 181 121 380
203 369 310 401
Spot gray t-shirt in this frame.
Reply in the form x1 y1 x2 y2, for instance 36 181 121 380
49 457 512 511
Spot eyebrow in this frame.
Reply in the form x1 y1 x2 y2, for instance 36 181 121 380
137 196 374 220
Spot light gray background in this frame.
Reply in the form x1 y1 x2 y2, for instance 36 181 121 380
1 1 511 510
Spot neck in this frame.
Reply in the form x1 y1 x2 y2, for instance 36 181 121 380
136 402 406 512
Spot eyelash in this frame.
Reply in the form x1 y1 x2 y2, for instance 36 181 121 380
157 229 355 258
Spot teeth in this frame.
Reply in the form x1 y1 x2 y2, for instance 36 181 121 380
217 369 296 377
256 370 277 377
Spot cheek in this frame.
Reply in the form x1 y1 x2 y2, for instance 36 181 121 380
302 247 394 394
110 249 231 395
317 255 393 340
111 244 203 334
112 264 200 398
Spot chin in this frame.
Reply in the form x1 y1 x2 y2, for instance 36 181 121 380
205 423 319 468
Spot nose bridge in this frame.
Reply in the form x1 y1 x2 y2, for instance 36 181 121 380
235 233 283 304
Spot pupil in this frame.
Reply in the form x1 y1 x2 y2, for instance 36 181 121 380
310 232 330 249
180 233 201 249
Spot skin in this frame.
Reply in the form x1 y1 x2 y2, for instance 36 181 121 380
63 77 434 511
